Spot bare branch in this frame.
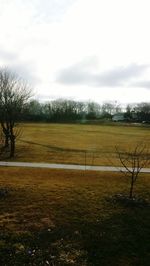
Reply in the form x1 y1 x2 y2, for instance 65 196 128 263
115 143 150 198
0 68 32 157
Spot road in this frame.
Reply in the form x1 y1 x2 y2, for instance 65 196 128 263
0 161 150 173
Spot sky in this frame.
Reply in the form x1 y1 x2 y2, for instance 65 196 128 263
0 0 150 104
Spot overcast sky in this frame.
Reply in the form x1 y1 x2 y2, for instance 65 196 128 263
0 0 150 104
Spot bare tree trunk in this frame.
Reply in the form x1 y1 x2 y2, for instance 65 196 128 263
4 134 10 148
10 135 15 158
129 175 134 198
1 122 10 148
9 125 16 157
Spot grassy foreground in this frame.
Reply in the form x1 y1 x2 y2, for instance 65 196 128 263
0 167 150 265
13 123 150 166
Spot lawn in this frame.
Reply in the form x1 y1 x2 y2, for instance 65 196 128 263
0 167 150 265
13 123 150 165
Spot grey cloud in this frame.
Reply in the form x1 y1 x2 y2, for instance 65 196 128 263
10 63 41 86
93 64 148 87
131 80 150 89
56 56 99 85
57 65 89 85
0 47 40 86
56 61 149 88
0 49 17 61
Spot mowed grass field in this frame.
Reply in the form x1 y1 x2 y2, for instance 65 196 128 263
0 123 150 265
14 123 150 165
0 167 150 265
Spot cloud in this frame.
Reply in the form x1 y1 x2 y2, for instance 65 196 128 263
0 47 40 86
0 0 75 27
131 80 150 89
93 64 148 87
56 65 88 85
31 0 75 23
0 49 17 61
9 63 41 86
56 56 99 85
56 60 149 88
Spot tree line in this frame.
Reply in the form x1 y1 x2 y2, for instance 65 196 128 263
23 99 150 123
22 99 122 122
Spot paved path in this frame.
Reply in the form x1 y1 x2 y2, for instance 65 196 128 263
0 161 150 173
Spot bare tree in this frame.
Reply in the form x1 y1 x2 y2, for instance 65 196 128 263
115 143 150 198
0 68 31 157
0 130 6 158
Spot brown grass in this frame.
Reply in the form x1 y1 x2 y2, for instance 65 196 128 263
0 167 150 265
0 167 149 233
13 123 150 165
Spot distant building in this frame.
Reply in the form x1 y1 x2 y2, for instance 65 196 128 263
112 113 125 122
130 111 138 120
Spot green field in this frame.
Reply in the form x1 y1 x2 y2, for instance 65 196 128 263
0 168 150 265
14 123 150 165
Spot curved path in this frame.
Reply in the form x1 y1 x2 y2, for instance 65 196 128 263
0 161 150 173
